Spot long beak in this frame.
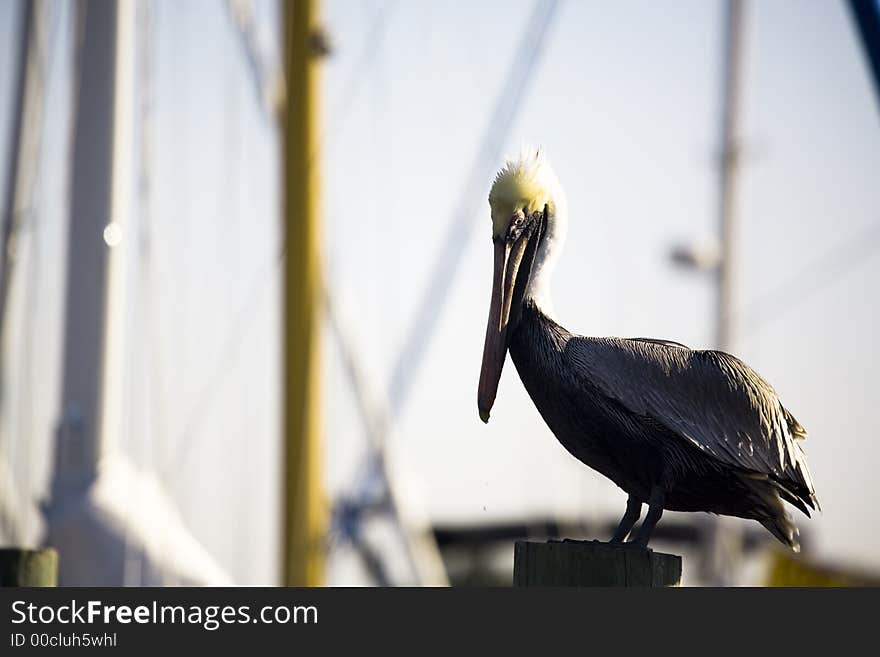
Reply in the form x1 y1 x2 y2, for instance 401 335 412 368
477 235 531 423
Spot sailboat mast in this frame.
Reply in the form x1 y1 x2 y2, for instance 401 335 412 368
54 0 133 491
716 0 745 352
705 0 747 586
282 0 327 586
0 0 34 347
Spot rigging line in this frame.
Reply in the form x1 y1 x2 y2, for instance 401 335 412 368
159 245 283 480
121 0 157 587
387 0 561 419
324 283 448 586
227 0 399 130
160 246 436 580
164 1 399 466
0 0 33 343
0 0 57 544
159 7 448 580
0 0 51 395
734 220 880 337
136 0 167 476
328 0 561 566
274 0 399 210
326 502 393 586
0 0 34 545
334 0 561 578
226 0 281 120
0 0 61 355
323 0 398 145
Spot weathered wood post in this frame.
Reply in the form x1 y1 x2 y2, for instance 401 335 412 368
514 541 681 587
0 548 58 587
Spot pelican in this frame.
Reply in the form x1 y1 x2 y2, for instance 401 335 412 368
478 148 818 551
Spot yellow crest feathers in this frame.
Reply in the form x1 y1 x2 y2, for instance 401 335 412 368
488 146 560 236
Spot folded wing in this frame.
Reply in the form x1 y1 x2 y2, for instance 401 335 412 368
567 336 818 512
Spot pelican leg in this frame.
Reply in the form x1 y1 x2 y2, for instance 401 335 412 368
630 487 665 548
610 495 642 543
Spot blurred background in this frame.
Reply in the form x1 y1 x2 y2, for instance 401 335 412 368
0 0 878 587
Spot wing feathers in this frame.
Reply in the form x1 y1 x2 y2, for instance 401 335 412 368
567 337 817 511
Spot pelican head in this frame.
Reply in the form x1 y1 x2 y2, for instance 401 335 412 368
478 148 567 423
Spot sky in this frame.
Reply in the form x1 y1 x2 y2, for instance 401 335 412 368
323 0 880 574
0 0 878 584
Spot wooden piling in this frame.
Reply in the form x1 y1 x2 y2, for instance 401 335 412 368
0 548 58 587
513 540 681 587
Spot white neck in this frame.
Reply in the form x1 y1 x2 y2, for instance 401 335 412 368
526 203 566 320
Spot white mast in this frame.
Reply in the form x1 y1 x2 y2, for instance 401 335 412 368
46 0 231 586
53 0 121 491
707 0 747 586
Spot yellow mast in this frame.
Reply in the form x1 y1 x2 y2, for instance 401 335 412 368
282 0 326 587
